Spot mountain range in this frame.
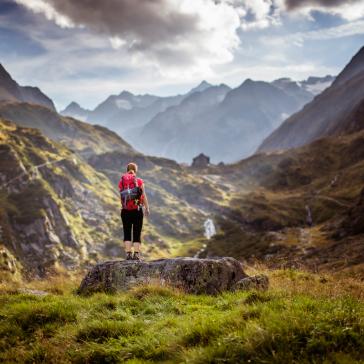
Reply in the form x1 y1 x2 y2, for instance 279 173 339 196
138 79 312 163
61 76 334 163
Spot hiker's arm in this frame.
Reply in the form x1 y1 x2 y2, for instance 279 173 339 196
142 184 150 215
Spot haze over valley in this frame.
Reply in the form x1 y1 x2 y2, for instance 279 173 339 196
61 75 334 163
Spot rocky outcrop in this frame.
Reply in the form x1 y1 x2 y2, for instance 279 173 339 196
0 245 21 278
232 274 269 291
78 257 248 295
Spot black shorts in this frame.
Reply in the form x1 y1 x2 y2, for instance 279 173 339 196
121 209 144 243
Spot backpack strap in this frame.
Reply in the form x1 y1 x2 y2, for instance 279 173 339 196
120 175 124 208
134 176 142 210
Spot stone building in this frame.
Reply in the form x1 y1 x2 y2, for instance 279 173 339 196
191 153 210 168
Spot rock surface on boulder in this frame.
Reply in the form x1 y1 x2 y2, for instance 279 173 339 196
232 274 269 291
78 257 247 295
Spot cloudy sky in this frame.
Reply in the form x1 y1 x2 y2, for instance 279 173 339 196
0 0 364 110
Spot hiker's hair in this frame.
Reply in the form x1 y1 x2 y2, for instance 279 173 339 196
127 162 138 174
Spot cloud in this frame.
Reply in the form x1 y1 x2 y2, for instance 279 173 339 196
263 19 364 47
14 0 241 71
284 0 364 20
218 0 284 30
237 0 282 30
285 0 359 10
13 0 74 27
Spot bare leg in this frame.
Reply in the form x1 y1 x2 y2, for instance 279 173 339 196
124 241 132 253
133 242 141 253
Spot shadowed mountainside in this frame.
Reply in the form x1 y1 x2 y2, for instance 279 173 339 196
258 47 364 153
0 64 55 111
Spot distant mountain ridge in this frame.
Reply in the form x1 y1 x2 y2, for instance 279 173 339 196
258 47 364 153
0 62 336 162
61 75 332 163
300 75 335 95
61 101 89 121
136 78 313 163
0 64 56 111
60 82 216 139
135 84 231 161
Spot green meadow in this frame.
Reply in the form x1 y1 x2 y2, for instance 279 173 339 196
1 267 363 364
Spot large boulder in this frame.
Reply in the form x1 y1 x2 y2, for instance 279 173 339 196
78 257 247 295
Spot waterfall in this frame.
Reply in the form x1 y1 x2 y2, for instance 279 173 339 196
305 205 313 227
204 218 216 240
194 219 215 258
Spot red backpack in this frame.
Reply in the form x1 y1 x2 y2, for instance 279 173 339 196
118 173 143 210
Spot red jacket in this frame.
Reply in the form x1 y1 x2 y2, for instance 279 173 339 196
118 172 144 210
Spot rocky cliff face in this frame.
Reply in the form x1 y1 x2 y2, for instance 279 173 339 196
0 119 123 277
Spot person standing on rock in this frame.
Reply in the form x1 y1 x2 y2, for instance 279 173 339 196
119 162 150 260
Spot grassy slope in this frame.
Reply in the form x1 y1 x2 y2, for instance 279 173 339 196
0 268 363 363
201 130 364 274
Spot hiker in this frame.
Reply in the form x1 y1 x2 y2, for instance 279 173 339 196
119 162 150 260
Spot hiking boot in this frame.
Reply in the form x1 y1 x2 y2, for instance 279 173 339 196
132 252 141 261
126 252 133 260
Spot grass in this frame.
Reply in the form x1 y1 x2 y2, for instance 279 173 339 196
0 268 363 363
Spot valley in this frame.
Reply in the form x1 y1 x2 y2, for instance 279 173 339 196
0 47 363 281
